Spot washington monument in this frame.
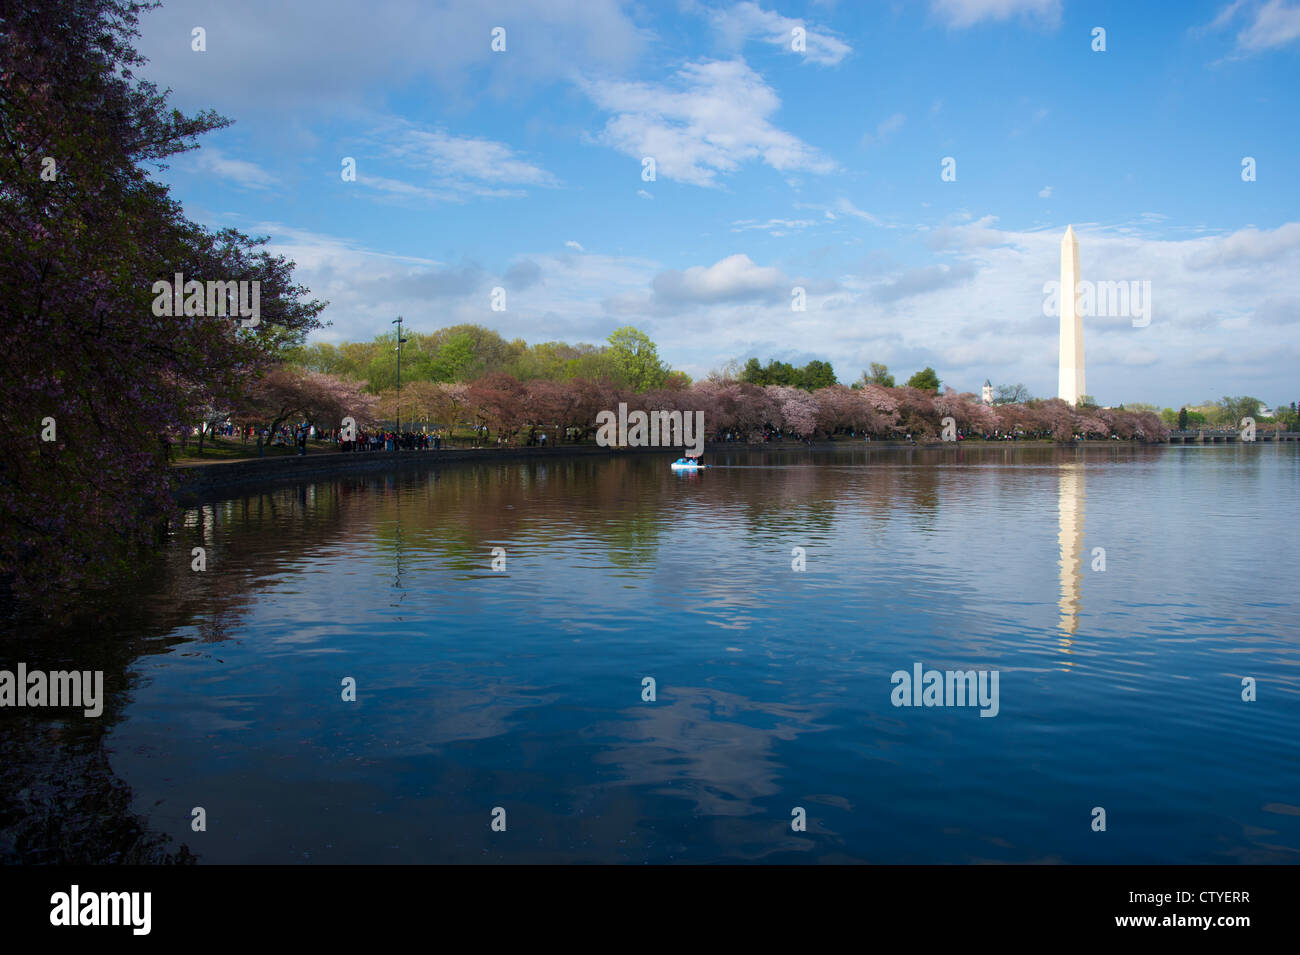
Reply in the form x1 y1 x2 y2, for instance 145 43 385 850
1058 225 1085 406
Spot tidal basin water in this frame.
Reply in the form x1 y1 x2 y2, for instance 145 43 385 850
3 444 1298 863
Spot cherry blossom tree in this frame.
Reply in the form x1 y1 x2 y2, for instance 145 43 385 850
768 386 817 437
1037 399 1079 441
1 0 326 599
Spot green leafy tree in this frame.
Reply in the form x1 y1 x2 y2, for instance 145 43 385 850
743 357 836 390
906 367 941 392
428 331 479 383
424 324 510 381
1177 407 1188 430
607 326 667 391
1212 396 1261 427
506 340 586 380
863 362 895 387
336 341 380 379
769 361 798 386
290 342 341 374
802 360 838 390
564 346 615 381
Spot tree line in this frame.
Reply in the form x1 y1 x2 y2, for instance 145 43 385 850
243 362 1168 449
288 325 685 394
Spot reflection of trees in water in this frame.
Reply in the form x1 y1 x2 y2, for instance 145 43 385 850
0 604 198 863
892 453 941 532
0 459 672 862
715 448 942 539
731 464 839 539
0 484 370 863
365 458 672 570
0 711 196 864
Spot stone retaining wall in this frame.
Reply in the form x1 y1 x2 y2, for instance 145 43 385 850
171 445 666 499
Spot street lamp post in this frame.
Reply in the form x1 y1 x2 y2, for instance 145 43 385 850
392 316 408 440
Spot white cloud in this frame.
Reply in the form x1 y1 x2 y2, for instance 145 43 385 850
504 259 543 291
637 189 654 199
359 174 465 203
1205 0 1252 31
924 214 1016 250
137 0 651 113
1038 185 1053 198
652 253 788 304
731 218 817 235
256 224 475 340
191 148 276 189
566 240 585 251
1183 222 1300 268
929 0 1062 29
367 121 557 201
870 262 979 303
581 59 835 187
341 121 558 204
709 1 853 66
1212 0 1300 52
862 112 906 148
262 223 442 272
262 221 660 344
394 128 556 186
833 198 883 225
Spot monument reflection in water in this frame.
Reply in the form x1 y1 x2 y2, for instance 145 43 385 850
1057 462 1084 659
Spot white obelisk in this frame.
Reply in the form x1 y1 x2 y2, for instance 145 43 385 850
1058 225 1085 405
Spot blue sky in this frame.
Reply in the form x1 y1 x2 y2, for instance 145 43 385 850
136 0 1300 406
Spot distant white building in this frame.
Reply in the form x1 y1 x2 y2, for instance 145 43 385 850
981 380 993 405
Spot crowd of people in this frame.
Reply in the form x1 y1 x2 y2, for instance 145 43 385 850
193 418 1124 459
195 421 561 455
184 422 449 455
339 430 443 452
